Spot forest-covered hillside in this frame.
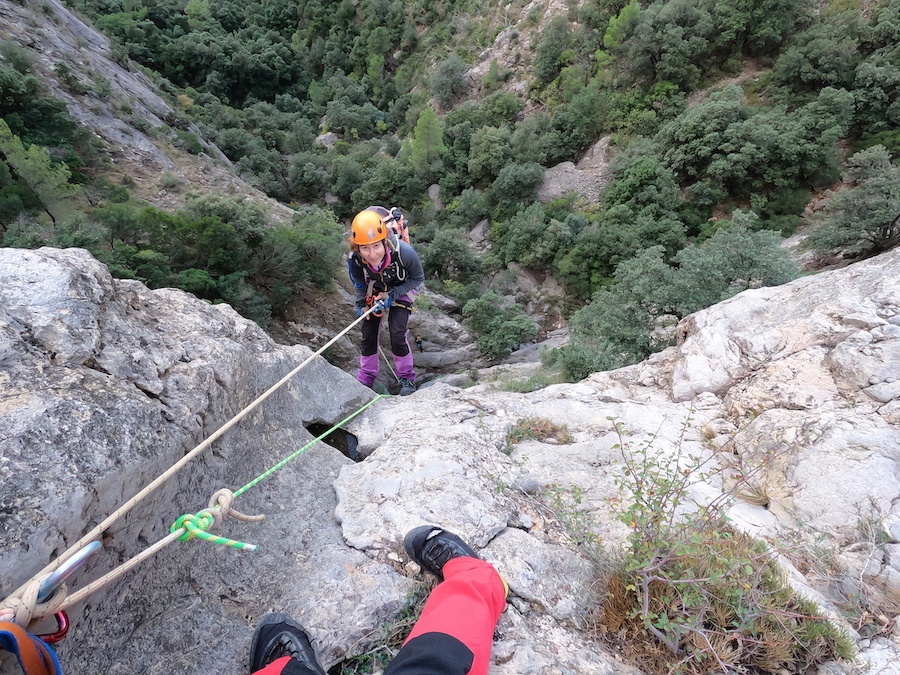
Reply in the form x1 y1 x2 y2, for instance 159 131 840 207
1 0 898 377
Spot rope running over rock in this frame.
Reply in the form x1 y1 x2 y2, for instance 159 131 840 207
1 306 384 628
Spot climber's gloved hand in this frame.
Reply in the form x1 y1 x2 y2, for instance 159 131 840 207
357 305 366 318
373 296 392 313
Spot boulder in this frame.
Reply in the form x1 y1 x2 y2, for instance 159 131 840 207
537 137 613 206
0 248 403 673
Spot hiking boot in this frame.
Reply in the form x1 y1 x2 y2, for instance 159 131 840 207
249 613 325 674
403 525 478 580
399 378 416 396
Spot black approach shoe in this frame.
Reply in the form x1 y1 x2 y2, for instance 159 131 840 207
403 525 478 580
399 378 416 396
249 613 326 674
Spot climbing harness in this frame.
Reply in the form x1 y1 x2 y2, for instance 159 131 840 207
1 305 386 643
0 621 63 675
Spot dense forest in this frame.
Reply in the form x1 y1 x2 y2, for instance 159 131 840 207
1 0 899 377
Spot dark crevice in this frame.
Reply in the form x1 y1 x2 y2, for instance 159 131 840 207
305 423 362 462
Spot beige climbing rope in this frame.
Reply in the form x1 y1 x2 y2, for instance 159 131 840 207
1 306 380 629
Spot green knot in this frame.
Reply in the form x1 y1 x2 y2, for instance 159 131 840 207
170 512 257 552
171 512 215 542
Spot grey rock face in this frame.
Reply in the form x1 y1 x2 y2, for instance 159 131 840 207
4 246 900 674
0 248 403 673
537 137 613 206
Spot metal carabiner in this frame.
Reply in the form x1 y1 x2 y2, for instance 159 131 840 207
36 611 69 644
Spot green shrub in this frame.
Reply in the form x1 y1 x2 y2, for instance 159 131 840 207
419 228 481 284
429 53 469 109
255 207 345 289
462 291 538 360
533 16 572 86
804 145 900 257
489 162 544 219
601 420 856 674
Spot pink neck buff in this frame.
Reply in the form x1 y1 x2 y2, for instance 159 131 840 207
368 246 391 272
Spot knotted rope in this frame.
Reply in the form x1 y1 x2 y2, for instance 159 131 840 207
170 487 263 551
1 306 383 629
0 580 67 631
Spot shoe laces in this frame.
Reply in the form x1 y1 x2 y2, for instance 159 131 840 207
423 531 463 569
269 634 304 663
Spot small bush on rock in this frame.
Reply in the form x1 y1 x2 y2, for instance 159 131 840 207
506 417 573 446
601 419 855 674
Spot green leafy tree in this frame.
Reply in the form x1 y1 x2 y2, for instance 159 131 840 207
235 147 288 200
555 246 679 380
852 52 900 136
217 271 273 327
672 213 800 313
103 243 174 288
442 187 488 229
410 106 447 182
770 11 862 100
0 160 37 231
546 84 608 161
467 125 512 185
254 207 345 288
441 120 475 182
462 290 539 360
350 155 426 213
478 92 524 128
704 0 801 58
288 152 330 202
616 0 715 91
419 228 481 283
324 97 382 139
176 267 218 298
0 119 78 225
533 15 572 85
215 127 262 162
805 145 900 257
172 215 249 276
491 201 547 265
489 162 544 218
329 155 366 208
603 0 640 50
509 111 555 165
555 217 799 380
429 53 469 109
657 86 852 208
556 152 686 293
522 215 577 270
183 192 269 244
850 0 900 136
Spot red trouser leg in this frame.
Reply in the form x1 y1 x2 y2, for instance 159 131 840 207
386 557 506 675
252 655 321 675
253 656 291 674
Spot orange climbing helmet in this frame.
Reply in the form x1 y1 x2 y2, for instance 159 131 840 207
350 209 388 246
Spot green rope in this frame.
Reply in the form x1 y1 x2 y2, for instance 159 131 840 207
170 394 386 551
234 394 385 498
170 512 258 552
